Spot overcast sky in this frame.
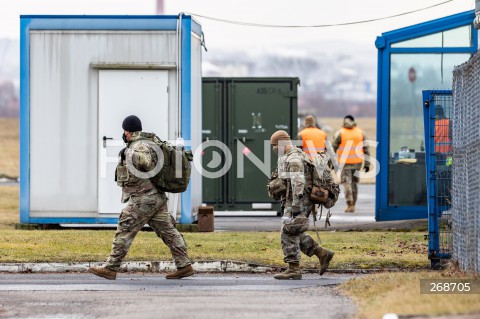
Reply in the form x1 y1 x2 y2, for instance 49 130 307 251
0 0 475 53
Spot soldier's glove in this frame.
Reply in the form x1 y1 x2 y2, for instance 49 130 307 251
311 186 329 204
364 166 370 173
120 148 126 162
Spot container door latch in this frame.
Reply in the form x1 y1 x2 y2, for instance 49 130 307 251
103 136 113 148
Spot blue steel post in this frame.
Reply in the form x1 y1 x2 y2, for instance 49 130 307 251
19 18 31 223
422 91 439 265
374 36 385 221
179 15 193 224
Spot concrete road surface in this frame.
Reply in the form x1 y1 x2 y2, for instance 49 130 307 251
0 273 357 319
215 184 427 232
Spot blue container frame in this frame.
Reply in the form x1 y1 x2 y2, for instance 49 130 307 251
19 14 201 225
422 90 453 268
374 11 477 221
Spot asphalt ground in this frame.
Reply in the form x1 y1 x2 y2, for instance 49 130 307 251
214 184 427 232
0 273 357 319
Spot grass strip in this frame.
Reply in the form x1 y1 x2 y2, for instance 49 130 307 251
340 269 480 318
0 228 429 269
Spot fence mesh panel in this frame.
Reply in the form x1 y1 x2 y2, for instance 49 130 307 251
433 94 453 258
423 91 453 267
452 52 480 274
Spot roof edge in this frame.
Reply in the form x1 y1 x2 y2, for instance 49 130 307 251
380 10 475 42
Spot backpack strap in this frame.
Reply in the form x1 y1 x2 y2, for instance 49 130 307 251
313 205 322 244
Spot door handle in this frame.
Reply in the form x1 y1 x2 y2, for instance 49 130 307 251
103 136 113 148
203 136 217 142
234 136 254 143
243 137 255 143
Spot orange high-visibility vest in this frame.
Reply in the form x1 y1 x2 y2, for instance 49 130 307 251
435 119 452 153
299 127 326 155
338 127 364 165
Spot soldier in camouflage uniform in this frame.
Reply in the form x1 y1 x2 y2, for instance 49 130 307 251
269 130 335 280
89 115 194 280
332 115 370 213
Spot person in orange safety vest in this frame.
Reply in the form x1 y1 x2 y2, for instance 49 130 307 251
434 106 452 154
297 115 327 157
332 115 370 213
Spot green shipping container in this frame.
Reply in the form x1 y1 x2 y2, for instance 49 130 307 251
202 77 299 212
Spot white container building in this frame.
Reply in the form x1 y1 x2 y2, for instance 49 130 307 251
19 14 203 225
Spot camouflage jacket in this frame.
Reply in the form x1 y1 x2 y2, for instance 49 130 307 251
276 147 313 213
116 132 159 203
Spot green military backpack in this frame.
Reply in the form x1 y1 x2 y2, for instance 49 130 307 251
307 152 340 209
135 133 193 193
267 150 339 209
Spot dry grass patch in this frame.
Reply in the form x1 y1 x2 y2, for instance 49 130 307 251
303 231 428 270
341 269 480 319
0 229 285 264
0 118 19 177
0 186 18 229
0 225 429 269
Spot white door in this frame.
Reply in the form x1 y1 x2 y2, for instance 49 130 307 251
98 70 169 216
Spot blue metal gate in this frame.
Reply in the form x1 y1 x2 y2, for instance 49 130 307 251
422 90 453 269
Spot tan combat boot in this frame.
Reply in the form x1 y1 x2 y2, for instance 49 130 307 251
273 263 302 280
344 201 355 213
165 264 195 279
88 266 117 280
314 246 334 275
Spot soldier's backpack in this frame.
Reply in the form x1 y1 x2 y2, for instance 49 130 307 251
267 150 339 209
307 152 340 209
134 133 193 193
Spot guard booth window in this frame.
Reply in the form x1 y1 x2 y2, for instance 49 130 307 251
375 11 477 221
389 53 470 206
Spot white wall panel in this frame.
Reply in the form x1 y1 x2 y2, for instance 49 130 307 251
29 31 177 213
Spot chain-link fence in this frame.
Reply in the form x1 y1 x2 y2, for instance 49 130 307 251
452 52 480 274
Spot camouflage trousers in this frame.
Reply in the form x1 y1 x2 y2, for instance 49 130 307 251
106 192 191 271
280 214 320 264
340 163 362 204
